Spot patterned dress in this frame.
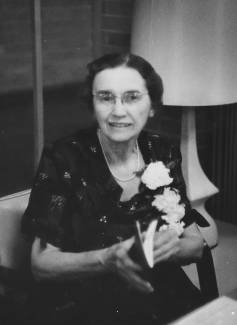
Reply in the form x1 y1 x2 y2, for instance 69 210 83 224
22 127 207 325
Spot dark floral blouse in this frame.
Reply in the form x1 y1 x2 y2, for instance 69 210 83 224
22 127 207 325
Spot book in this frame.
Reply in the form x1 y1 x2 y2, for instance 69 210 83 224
130 219 158 268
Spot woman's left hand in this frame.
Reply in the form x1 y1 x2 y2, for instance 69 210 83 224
153 223 205 266
153 229 180 265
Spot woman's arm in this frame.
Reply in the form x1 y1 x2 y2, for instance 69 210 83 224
31 237 109 281
31 236 154 294
153 223 204 266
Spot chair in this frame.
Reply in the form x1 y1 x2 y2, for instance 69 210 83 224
0 189 31 273
183 220 237 300
0 190 31 293
177 210 218 302
196 243 219 302
0 190 31 322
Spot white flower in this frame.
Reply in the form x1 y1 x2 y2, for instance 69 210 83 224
159 221 185 236
161 213 180 224
141 161 173 190
159 224 169 232
152 188 182 212
168 221 185 236
152 187 185 236
161 204 185 222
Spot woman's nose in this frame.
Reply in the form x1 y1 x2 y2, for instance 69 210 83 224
111 99 126 116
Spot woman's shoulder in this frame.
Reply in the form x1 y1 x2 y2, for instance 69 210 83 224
146 129 171 143
39 127 98 177
144 129 181 161
54 126 96 146
144 129 179 149
45 127 97 156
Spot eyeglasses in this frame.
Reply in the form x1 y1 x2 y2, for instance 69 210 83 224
92 90 148 106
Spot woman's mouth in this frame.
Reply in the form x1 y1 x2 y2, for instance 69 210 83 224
109 122 132 128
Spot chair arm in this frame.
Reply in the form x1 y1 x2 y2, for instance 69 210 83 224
196 243 219 302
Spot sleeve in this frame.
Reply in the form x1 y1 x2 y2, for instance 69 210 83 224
21 144 74 248
168 144 209 228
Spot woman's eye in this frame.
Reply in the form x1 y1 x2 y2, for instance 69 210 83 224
98 93 113 102
103 95 113 102
126 93 140 102
131 94 139 100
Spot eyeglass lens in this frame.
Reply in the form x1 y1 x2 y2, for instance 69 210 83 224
94 91 146 104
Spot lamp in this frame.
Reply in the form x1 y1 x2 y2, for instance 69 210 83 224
131 0 237 247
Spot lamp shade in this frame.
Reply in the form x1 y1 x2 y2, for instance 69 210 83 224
131 0 237 106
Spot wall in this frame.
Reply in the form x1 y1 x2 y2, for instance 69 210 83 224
101 0 134 53
0 0 95 196
0 0 33 94
0 0 93 94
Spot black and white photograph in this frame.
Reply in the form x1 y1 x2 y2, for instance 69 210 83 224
0 1 237 324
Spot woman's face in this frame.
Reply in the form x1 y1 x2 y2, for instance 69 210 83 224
92 66 153 143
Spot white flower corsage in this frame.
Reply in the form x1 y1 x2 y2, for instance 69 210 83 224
141 162 185 236
141 161 173 190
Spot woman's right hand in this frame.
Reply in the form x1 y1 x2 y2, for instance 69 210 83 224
101 237 154 294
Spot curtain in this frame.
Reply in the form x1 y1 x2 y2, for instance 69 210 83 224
208 104 237 224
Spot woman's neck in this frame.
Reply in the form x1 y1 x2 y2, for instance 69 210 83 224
98 130 138 165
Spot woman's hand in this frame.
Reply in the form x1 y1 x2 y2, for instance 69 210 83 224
153 223 204 266
153 228 181 265
102 237 154 294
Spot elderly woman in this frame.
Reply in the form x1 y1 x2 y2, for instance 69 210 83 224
22 53 207 325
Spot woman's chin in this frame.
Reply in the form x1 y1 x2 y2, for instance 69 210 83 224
105 129 137 143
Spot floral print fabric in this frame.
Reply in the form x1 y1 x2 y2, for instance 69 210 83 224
21 127 207 324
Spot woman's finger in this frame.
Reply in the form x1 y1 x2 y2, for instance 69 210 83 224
153 229 179 250
115 240 143 272
121 269 154 294
154 240 180 264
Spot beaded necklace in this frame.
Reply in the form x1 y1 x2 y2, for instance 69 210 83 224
98 129 140 182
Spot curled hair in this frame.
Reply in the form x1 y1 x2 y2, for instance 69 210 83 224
84 53 163 111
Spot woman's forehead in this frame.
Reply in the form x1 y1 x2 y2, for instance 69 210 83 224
93 66 147 92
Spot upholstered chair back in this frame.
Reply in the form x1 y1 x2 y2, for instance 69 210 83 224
0 190 30 271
